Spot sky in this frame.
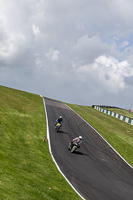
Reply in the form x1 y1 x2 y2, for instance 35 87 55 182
0 0 133 109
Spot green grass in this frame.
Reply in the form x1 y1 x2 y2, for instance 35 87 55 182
100 107 133 119
1 85 133 200
67 104 133 167
0 85 82 200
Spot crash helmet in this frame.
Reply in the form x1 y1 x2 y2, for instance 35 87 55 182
79 136 82 140
59 116 62 119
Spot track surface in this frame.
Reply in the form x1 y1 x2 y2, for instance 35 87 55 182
44 97 133 200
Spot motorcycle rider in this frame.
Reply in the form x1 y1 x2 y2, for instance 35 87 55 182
55 116 63 127
69 136 82 150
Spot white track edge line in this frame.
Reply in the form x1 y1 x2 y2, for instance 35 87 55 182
43 97 86 200
65 104 133 169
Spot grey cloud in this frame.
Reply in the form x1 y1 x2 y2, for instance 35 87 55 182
69 35 112 65
1 0 133 108
125 76 133 86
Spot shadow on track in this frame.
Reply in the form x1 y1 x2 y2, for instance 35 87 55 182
69 150 89 156
56 130 69 134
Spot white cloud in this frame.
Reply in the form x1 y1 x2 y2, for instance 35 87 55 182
0 31 27 65
1 0 133 108
32 24 41 36
77 55 133 93
46 49 60 61
51 50 60 61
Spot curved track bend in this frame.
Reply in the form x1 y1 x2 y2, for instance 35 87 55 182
44 97 133 200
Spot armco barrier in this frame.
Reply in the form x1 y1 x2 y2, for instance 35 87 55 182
93 106 133 126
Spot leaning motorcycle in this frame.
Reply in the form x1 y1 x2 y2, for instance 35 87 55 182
55 123 61 132
68 142 80 153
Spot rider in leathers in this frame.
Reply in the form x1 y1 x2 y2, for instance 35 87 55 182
55 116 63 126
69 136 82 149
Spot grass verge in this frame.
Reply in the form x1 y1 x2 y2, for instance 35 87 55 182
67 104 133 167
0 85 82 200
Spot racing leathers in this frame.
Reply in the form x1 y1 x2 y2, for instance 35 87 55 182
70 137 82 149
55 117 63 126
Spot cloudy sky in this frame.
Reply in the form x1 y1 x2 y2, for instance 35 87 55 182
0 0 133 109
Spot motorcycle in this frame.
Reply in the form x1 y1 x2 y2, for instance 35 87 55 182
68 142 80 153
55 123 61 132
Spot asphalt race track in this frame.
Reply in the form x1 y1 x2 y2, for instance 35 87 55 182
44 97 133 200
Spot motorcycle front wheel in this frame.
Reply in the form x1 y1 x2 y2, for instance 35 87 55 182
71 146 77 153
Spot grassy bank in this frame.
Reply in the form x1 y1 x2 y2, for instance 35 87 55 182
1 85 132 200
0 86 81 200
67 104 133 167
